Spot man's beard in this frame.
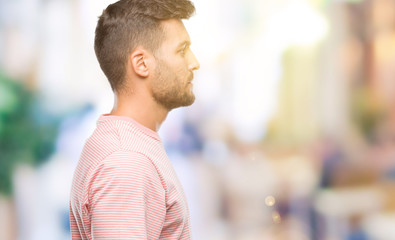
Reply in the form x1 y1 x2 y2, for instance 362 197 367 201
151 61 195 110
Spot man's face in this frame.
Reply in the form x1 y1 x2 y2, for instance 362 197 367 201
150 19 200 110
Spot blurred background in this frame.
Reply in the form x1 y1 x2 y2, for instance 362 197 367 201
1 0 395 239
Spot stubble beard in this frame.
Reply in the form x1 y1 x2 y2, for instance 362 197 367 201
151 61 195 111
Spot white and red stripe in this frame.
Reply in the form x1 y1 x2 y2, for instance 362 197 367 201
69 114 191 239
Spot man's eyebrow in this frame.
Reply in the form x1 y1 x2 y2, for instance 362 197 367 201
177 40 191 48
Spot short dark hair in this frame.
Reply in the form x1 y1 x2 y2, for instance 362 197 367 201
94 0 195 92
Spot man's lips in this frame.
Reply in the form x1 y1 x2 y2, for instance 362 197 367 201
187 74 194 84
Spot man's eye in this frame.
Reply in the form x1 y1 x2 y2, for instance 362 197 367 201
180 45 189 56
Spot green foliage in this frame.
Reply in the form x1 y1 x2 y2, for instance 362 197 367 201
0 72 59 196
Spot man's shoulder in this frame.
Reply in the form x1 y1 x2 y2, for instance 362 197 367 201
77 118 161 179
87 121 121 145
83 120 140 153
86 117 156 152
81 127 121 161
94 150 162 183
101 150 152 167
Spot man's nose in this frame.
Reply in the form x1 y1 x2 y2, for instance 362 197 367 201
189 50 200 71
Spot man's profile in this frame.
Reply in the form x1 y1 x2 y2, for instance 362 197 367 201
69 0 199 239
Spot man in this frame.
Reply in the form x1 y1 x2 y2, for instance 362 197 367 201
69 0 200 239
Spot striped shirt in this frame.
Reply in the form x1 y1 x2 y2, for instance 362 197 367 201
69 114 191 239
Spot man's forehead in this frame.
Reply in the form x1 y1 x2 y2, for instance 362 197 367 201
160 19 191 43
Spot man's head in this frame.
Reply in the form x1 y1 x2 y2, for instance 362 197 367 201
94 0 199 110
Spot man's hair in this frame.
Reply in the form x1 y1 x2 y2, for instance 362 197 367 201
94 0 195 92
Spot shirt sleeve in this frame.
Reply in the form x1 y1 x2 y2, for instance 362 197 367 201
87 151 166 239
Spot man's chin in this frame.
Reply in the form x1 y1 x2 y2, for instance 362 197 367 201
158 100 193 112
184 94 196 106
177 99 195 109
183 98 195 107
168 96 195 110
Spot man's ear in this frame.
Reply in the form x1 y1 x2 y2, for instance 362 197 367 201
130 48 150 78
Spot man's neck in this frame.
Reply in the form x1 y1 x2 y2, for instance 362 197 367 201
110 93 169 132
